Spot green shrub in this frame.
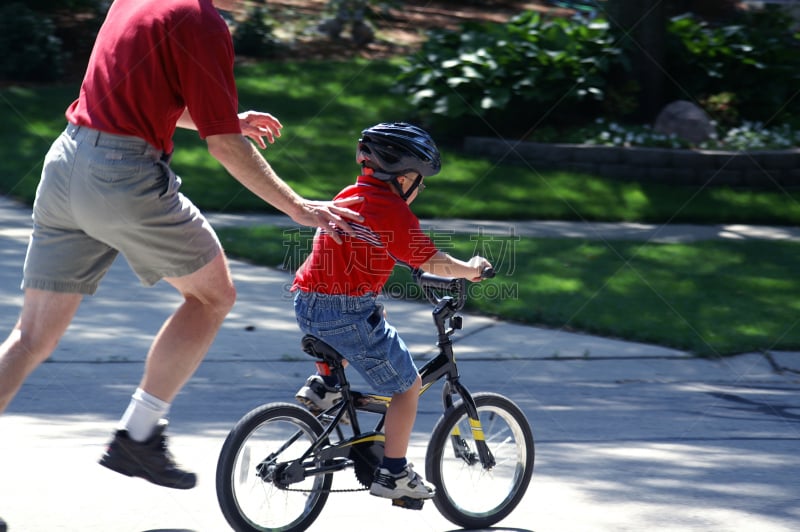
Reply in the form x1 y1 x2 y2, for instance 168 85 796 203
0 3 69 82
399 7 800 139
396 11 629 139
664 8 800 125
232 6 282 58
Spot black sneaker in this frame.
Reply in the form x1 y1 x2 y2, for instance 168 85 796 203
99 420 196 490
0 515 6 531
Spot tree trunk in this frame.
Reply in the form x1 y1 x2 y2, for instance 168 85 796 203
606 0 667 121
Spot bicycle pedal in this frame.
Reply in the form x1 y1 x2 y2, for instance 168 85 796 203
391 496 425 510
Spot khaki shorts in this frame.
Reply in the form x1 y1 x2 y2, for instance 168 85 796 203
22 123 221 295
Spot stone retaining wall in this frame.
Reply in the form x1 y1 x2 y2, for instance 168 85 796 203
463 137 800 187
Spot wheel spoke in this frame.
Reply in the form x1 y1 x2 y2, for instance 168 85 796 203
426 393 534 529
216 404 331 532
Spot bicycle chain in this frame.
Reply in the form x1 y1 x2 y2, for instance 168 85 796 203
279 486 368 494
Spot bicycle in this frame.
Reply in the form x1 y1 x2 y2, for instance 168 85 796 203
216 268 535 531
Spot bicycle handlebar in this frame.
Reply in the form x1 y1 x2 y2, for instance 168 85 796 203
415 272 463 292
412 267 495 310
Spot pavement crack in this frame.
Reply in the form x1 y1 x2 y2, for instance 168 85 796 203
762 351 800 375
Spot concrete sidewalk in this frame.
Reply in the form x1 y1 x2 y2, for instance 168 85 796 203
7 193 794 364
206 211 800 243
2 194 800 532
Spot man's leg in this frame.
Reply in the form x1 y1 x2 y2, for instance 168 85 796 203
0 290 83 413
99 251 236 489
140 251 236 403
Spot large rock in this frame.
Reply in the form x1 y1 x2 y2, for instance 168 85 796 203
653 100 715 144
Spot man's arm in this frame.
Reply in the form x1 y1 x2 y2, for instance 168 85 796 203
206 133 361 241
179 108 361 240
176 108 197 130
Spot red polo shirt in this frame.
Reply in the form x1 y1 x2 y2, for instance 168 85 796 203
293 175 439 296
65 0 241 154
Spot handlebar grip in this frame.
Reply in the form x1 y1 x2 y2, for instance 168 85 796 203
415 271 463 292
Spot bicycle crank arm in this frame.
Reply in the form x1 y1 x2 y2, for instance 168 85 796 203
274 458 352 487
304 458 353 477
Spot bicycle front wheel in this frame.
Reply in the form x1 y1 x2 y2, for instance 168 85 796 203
216 402 332 532
426 392 534 529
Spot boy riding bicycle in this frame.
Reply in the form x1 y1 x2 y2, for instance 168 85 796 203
291 122 491 501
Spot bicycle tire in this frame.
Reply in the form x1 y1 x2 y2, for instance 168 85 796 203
216 402 332 532
425 392 534 529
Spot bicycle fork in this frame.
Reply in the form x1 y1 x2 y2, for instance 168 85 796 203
443 379 496 469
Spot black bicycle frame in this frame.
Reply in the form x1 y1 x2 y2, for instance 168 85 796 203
291 270 497 473
314 298 494 470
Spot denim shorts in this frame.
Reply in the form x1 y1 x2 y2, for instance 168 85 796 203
294 291 419 396
22 123 221 294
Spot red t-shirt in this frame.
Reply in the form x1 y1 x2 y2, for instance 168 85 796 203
65 0 241 154
293 175 439 296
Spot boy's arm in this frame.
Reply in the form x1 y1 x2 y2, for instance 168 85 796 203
419 251 491 282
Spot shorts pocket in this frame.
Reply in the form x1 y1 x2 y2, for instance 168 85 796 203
366 305 383 330
87 157 145 184
156 161 182 199
351 353 398 388
366 359 397 388
315 322 360 355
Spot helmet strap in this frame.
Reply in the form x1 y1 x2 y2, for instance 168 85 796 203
361 163 422 201
392 174 423 201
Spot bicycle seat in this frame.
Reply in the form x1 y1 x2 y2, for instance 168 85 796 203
301 334 346 364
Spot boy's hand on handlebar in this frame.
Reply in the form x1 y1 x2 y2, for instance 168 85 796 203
467 256 493 282
418 251 492 281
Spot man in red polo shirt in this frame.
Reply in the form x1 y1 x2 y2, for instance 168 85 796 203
0 0 360 502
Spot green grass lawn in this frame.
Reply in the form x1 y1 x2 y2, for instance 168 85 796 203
3 60 800 224
218 225 800 357
2 58 799 356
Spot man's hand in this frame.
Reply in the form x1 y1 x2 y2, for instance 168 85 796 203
238 111 282 149
296 197 364 244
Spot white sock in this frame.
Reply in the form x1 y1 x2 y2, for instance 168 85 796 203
118 388 170 442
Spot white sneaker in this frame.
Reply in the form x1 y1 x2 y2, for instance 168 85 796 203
369 463 435 500
296 375 347 421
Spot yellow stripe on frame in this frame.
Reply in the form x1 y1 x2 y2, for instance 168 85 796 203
469 418 485 441
340 434 386 447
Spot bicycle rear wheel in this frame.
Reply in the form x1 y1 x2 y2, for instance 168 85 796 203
216 402 332 532
426 392 534 529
